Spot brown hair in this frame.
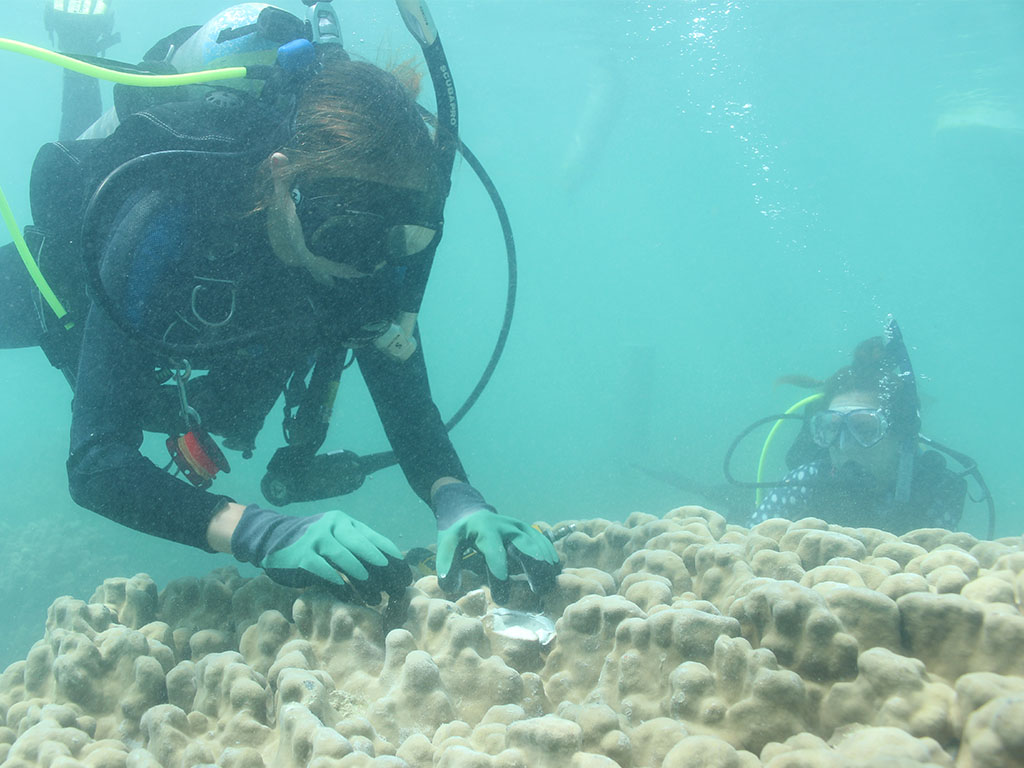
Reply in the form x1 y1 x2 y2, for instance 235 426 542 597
822 336 919 438
250 50 440 209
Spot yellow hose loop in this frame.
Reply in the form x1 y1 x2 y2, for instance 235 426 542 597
0 38 248 87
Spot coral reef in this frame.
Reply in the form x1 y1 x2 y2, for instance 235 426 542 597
1 506 1022 767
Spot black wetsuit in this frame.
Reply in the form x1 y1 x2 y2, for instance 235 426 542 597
2 169 465 553
748 450 966 533
1 44 467 551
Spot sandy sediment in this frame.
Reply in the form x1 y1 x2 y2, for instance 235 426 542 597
1 505 1022 767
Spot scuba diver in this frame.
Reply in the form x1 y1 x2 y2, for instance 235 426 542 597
725 319 994 536
0 1 560 605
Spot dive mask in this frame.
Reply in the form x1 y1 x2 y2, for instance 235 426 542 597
810 407 890 449
293 179 441 274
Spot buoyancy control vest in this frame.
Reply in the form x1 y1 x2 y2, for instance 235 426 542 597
27 5 318 379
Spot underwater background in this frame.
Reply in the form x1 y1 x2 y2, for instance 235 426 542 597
0 0 1020 668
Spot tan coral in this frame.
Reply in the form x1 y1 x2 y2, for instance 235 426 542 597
872 540 928 568
593 604 742 722
541 568 612 620
9 607 175 743
614 548 693 597
662 734 760 767
969 540 1018 569
956 693 1024 768
554 702 631 766
785 530 867 571
960 575 1018 607
618 573 674 613
898 592 1024 680
505 715 582 767
402 594 535 725
820 647 956 746
877 572 930 601
811 583 901 652
692 544 756 611
366 634 456 745
668 634 813 754
900 528 953 551
89 573 159 630
2 506 1023 768
763 725 954 767
729 579 858 684
951 672 1024 733
628 718 690 767
750 549 805 582
556 513 687 575
542 594 645 706
800 564 867 589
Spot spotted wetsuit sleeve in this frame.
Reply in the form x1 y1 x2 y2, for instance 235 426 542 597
747 460 826 527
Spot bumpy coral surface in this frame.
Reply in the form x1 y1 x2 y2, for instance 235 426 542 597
1 507 1022 767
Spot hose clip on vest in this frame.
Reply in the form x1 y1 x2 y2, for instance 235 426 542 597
374 323 417 361
165 360 231 489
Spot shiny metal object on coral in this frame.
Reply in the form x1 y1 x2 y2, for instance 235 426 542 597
487 608 556 647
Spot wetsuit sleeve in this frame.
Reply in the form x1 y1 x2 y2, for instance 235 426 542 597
355 335 466 503
68 305 233 550
747 461 824 527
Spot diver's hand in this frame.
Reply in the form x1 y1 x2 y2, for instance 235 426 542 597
231 506 411 603
432 482 561 603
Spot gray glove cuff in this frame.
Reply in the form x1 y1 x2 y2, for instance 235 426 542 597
230 505 304 566
432 482 495 530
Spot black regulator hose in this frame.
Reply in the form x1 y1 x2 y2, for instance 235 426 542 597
722 413 806 489
357 135 517 471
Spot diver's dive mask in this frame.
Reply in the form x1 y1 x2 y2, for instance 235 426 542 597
292 178 441 274
810 407 890 449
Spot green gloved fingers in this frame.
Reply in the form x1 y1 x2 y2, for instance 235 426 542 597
232 506 411 602
434 526 461 585
431 482 561 601
438 509 511 579
435 509 560 600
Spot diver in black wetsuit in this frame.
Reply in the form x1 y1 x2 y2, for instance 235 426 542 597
747 324 967 534
0 3 559 605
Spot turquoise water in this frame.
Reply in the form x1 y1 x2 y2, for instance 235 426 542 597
0 0 1020 667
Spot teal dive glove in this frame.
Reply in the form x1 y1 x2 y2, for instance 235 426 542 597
433 483 561 603
232 506 411 603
